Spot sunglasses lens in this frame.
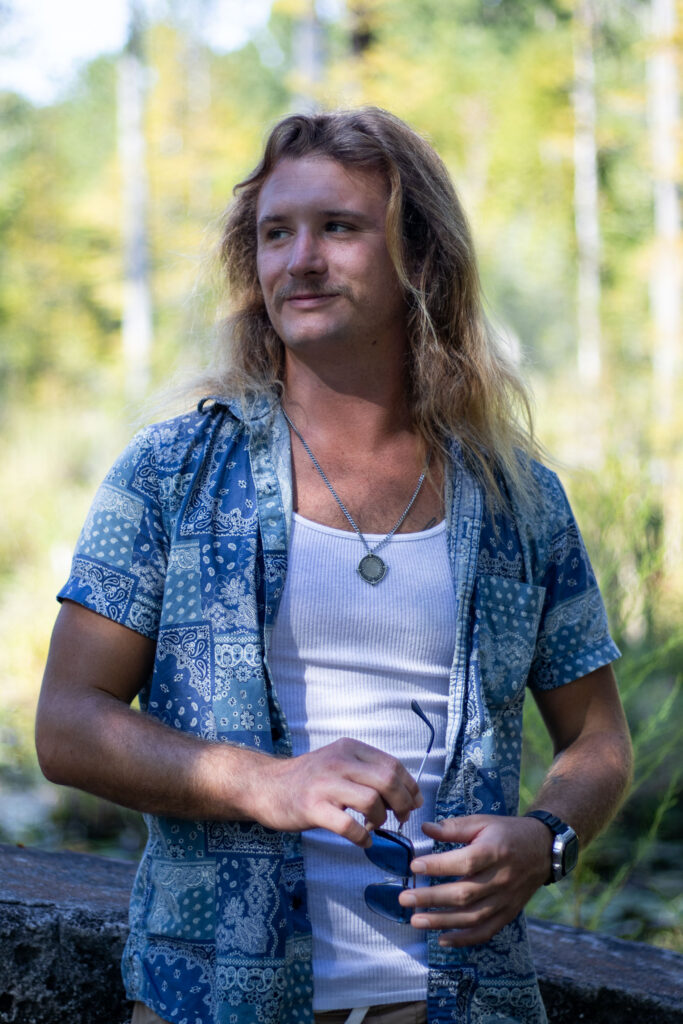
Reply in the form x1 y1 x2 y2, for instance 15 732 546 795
364 882 413 923
365 830 414 876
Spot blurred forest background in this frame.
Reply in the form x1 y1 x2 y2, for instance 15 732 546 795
0 0 681 951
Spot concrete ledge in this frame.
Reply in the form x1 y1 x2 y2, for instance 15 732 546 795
1 843 682 1024
0 844 134 1024
528 917 683 1022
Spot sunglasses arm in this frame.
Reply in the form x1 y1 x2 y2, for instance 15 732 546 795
410 699 435 789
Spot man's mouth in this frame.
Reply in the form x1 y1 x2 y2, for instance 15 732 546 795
284 292 337 302
276 284 349 307
281 292 339 309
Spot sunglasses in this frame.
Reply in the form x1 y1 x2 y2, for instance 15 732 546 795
363 699 435 923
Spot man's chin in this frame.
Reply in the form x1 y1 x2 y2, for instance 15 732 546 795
277 324 348 352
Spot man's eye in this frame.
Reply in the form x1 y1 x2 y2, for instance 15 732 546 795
266 228 289 241
326 222 352 233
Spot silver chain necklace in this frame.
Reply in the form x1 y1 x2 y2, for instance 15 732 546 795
282 409 431 585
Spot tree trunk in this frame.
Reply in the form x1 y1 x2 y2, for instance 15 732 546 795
649 0 680 424
292 0 325 111
118 0 152 400
572 0 602 390
648 0 681 573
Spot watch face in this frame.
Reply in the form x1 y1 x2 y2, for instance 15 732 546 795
553 829 579 880
527 812 579 883
563 835 579 875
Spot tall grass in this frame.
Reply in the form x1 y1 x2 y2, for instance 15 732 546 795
522 452 683 950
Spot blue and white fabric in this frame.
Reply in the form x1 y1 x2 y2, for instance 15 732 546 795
58 395 620 1024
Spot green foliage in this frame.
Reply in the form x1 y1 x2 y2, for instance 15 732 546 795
521 451 682 948
0 0 680 955
0 62 121 398
565 457 667 649
523 643 683 948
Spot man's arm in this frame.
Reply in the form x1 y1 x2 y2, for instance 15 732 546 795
36 600 422 848
398 663 633 945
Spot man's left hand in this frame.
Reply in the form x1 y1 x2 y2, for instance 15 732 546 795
398 814 552 947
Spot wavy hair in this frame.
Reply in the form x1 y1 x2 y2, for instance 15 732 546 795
204 106 539 506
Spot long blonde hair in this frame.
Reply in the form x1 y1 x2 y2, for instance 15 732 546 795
203 107 539 507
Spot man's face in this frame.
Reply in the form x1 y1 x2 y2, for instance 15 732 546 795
255 155 407 360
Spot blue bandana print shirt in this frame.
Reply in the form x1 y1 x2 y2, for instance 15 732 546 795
58 396 620 1024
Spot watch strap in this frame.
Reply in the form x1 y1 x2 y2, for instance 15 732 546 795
524 810 579 885
524 809 565 833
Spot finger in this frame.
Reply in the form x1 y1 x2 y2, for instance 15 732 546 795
436 910 512 948
408 896 499 932
350 742 423 805
398 877 495 911
367 765 423 818
311 740 422 823
316 804 372 848
312 778 390 832
421 816 492 844
353 768 422 823
410 843 496 878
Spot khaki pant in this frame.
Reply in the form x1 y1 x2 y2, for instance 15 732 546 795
315 1001 427 1024
131 999 428 1024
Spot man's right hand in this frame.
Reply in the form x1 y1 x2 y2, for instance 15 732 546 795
253 738 423 847
36 601 421 846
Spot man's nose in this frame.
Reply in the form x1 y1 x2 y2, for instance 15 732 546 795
286 229 326 276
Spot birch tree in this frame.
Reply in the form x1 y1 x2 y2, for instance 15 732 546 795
648 0 681 568
648 0 680 425
573 0 602 390
119 0 153 399
291 0 325 111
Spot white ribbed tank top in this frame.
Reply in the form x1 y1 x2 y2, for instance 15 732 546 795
269 513 456 1010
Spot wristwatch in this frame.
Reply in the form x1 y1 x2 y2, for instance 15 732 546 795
524 810 579 885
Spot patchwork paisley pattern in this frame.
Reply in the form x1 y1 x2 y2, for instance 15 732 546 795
59 396 619 1024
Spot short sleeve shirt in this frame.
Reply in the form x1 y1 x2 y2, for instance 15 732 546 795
58 396 619 1024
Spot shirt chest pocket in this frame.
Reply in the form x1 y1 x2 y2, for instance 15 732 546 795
473 574 546 710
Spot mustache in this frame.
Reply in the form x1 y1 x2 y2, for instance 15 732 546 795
275 283 353 304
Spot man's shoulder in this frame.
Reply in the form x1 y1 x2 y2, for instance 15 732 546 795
132 400 247 461
486 455 567 530
527 458 567 511
486 457 574 570
507 459 585 581
103 402 246 491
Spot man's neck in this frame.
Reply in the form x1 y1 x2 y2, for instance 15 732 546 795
280 347 443 536
281 348 414 450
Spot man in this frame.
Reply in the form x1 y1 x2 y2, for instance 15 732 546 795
36 108 632 1024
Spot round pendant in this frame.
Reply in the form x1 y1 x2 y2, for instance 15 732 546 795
358 553 387 585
